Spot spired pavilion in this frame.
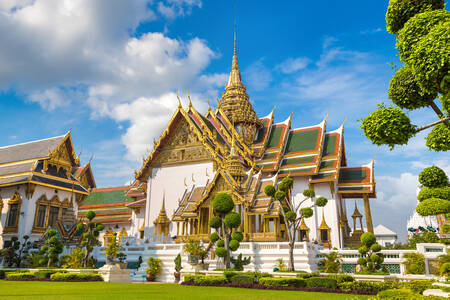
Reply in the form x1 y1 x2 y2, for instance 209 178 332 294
127 29 377 249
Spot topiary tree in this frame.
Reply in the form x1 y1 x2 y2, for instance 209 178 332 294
357 232 384 273
105 233 123 264
77 211 104 267
361 0 449 152
1 237 20 267
416 166 450 217
265 176 328 271
208 192 242 269
230 253 251 271
39 229 64 267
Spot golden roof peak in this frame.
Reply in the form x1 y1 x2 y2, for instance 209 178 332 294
227 17 243 88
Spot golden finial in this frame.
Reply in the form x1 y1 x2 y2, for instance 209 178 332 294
343 115 348 125
177 91 182 109
162 191 166 211
272 104 277 113
324 111 329 121
207 96 211 111
188 90 192 108
191 173 195 183
184 177 187 187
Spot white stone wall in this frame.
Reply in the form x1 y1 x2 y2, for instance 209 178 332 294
145 162 214 238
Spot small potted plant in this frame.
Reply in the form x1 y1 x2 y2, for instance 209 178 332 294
183 239 208 270
105 233 121 265
174 253 182 283
146 257 162 281
116 252 127 269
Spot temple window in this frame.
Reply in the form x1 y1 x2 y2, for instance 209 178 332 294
320 229 329 242
5 192 22 232
36 205 47 228
48 206 60 227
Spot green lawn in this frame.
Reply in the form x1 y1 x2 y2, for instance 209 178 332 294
0 281 370 300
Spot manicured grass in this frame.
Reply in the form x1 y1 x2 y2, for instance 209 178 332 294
0 281 371 300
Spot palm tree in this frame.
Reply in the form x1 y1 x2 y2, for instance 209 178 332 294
318 251 342 273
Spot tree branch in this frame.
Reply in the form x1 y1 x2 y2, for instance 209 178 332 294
413 117 450 133
430 101 449 128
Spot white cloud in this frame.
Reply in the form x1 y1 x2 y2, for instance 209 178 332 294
277 57 311 74
245 59 273 91
157 0 202 19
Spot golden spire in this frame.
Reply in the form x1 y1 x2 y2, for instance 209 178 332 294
226 16 243 88
352 201 362 218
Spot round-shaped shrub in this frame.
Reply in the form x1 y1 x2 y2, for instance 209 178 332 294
316 197 328 207
358 245 368 255
410 21 450 95
285 211 296 222
215 247 226 258
370 243 382 253
85 211 96 220
440 262 450 276
378 288 417 299
229 239 240 251
388 67 436 109
216 240 224 248
357 257 367 265
361 232 377 247
213 193 234 214
416 198 450 216
277 181 289 192
224 212 241 229
282 177 294 188
264 185 276 197
418 186 450 202
419 166 448 188
301 207 313 218
370 253 380 263
397 10 450 64
209 232 219 243
275 190 286 201
360 106 415 149
96 223 105 231
209 216 222 229
231 231 244 242
426 123 450 152
386 0 444 34
303 189 315 198
76 223 84 231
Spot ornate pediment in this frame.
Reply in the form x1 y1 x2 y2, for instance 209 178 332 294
152 118 212 167
44 139 75 177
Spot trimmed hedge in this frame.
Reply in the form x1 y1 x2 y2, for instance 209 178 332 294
296 271 320 279
230 274 254 285
338 281 397 292
0 270 5 279
50 272 103 281
183 275 227 285
6 272 35 280
305 277 337 289
377 288 421 299
326 274 354 284
34 270 67 279
259 277 306 288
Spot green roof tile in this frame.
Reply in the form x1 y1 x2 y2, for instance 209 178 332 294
285 129 319 153
266 126 283 148
281 156 315 166
341 169 367 181
323 135 337 156
81 188 132 206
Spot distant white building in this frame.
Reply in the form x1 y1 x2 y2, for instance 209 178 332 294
373 224 397 247
406 189 439 237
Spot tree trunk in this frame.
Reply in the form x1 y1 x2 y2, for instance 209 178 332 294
47 257 52 268
288 241 295 271
222 220 231 269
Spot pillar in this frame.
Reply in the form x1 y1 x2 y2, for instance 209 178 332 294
177 222 180 236
363 195 374 233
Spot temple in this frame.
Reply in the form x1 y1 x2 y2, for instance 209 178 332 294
123 28 378 249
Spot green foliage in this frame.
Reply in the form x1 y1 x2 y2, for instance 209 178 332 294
301 207 313 218
302 189 315 198
105 233 122 262
419 166 448 188
326 274 354 284
39 229 63 268
183 274 227 285
224 212 241 229
397 10 450 65
230 254 251 271
264 185 276 197
440 262 450 276
34 270 64 279
174 253 182 272
281 177 294 188
361 232 377 247
317 251 342 273
231 231 243 242
208 216 222 229
6 272 35 280
371 243 382 252
357 257 367 265
2 236 32 268
274 258 287 271
418 186 450 202
259 277 306 288
50 272 103 281
409 20 450 95
229 274 254 284
274 190 286 201
305 277 337 289
85 211 96 221
403 252 425 274
212 192 234 214
377 288 418 299
223 270 238 282
228 239 240 251
388 67 436 109
146 257 162 277
183 239 207 263
117 252 126 263
360 105 415 149
61 247 84 269
385 0 444 34
416 197 450 216
426 123 450 151
285 211 296 222
209 232 219 242
215 247 226 258
315 197 328 207
77 212 103 268
216 240 224 247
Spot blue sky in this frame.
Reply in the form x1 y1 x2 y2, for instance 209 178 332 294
0 0 448 241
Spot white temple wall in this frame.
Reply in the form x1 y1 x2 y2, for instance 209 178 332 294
314 182 340 248
145 162 214 238
129 208 145 237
